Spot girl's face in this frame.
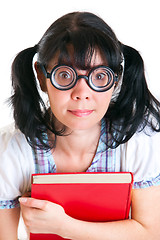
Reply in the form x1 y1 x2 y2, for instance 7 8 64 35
38 50 115 132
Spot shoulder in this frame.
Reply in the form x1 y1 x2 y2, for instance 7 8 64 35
123 126 160 149
119 126 160 188
0 122 34 165
123 126 160 157
0 123 25 150
0 123 35 201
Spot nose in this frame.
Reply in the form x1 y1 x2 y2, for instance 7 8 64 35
71 77 91 100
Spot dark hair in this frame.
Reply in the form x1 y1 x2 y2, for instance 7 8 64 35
10 11 160 150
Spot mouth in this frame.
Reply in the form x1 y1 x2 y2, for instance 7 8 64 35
68 109 94 117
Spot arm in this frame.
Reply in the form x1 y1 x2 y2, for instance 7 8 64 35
0 208 20 240
64 186 160 240
20 185 160 240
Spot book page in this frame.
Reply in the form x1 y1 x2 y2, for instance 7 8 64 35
32 172 132 184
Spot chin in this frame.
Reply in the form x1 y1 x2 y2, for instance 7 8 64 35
65 120 99 132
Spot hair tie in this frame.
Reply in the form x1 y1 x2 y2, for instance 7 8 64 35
111 53 125 102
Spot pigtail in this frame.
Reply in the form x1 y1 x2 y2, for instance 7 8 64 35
10 46 48 147
10 46 65 149
107 44 160 147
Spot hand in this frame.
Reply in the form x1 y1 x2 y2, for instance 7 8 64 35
19 196 68 236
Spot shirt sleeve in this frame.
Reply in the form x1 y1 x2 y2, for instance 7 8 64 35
120 127 160 189
0 124 35 209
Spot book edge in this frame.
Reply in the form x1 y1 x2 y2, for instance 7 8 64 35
32 172 133 184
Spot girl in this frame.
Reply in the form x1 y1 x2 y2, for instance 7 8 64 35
0 11 160 240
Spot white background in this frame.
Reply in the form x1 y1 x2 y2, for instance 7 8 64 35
0 0 160 127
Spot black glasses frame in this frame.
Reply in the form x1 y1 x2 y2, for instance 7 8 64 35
40 64 118 92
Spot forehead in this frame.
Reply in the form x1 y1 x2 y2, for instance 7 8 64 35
47 46 107 70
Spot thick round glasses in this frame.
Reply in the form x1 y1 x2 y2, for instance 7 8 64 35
40 64 118 92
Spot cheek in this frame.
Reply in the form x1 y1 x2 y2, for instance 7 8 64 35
96 89 113 110
46 81 65 103
46 87 70 114
48 92 64 110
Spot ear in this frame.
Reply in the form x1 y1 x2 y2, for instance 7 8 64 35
34 61 47 92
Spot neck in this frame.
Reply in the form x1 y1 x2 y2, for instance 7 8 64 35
55 123 101 156
52 123 101 173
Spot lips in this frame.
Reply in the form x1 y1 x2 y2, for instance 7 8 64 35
68 109 94 117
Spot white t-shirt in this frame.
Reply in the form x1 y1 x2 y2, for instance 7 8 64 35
0 124 35 203
0 122 160 209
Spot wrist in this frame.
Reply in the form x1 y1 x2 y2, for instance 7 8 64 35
58 214 76 239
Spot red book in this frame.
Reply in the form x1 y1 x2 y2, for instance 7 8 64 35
30 172 133 240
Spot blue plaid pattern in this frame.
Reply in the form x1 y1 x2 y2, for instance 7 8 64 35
1 119 160 209
33 120 116 174
0 198 19 209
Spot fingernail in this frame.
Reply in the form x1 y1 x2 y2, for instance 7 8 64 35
19 197 27 203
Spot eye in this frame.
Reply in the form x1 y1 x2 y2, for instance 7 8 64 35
59 71 72 80
95 73 106 80
91 68 112 87
54 67 75 87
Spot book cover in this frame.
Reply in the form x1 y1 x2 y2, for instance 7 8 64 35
30 172 133 240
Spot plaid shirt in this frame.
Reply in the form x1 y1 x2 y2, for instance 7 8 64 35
1 119 160 209
33 120 116 174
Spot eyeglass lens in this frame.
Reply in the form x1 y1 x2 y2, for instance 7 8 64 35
53 66 76 87
90 68 113 87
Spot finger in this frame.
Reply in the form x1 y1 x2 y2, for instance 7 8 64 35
19 197 48 210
